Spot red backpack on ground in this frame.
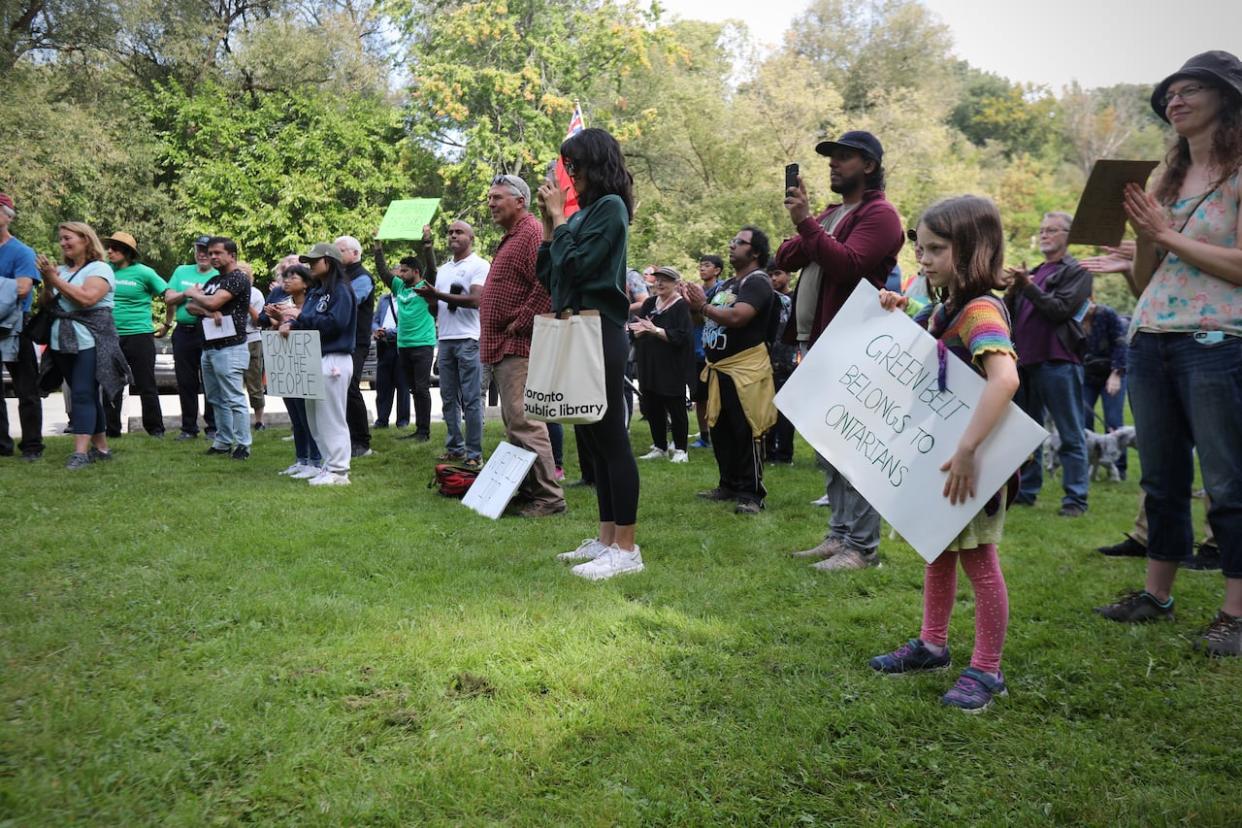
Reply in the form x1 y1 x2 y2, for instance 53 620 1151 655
430 462 478 498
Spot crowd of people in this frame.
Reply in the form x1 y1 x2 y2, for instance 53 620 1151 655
1 50 1240 708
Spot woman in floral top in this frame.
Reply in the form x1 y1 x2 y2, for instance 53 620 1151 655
1090 51 1242 657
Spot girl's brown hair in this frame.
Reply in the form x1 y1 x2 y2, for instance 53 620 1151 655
1153 86 1242 205
917 195 1005 311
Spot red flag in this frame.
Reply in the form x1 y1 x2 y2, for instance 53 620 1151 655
555 104 585 218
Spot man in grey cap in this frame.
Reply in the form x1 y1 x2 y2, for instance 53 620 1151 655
164 235 219 440
774 130 905 571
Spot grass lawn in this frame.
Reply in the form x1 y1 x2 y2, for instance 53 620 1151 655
1 419 1238 826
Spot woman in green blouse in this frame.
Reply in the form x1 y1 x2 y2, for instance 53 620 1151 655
536 128 643 581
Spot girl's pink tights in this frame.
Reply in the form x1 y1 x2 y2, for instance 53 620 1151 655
920 543 1009 674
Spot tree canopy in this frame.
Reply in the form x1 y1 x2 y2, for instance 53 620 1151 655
1 0 1172 305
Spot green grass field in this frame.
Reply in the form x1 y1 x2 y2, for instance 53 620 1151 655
1 421 1238 826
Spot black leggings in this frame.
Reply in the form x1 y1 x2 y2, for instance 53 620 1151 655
641 391 688 452
578 319 639 525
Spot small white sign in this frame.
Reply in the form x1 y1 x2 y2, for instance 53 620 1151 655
261 330 325 400
462 441 538 520
202 315 237 341
776 281 1047 562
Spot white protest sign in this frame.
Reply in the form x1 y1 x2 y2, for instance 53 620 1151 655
461 441 538 520
775 281 1046 563
261 330 325 399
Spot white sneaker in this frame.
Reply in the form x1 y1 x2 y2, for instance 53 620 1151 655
556 538 608 561
279 463 302 476
291 465 323 479
571 545 644 580
638 447 667 460
669 449 688 464
309 470 351 486
811 494 832 507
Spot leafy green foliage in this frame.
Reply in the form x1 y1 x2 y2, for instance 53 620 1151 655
146 81 432 267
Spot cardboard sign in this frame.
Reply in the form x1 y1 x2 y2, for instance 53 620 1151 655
376 198 442 241
461 442 538 520
261 330 324 399
1067 160 1160 246
775 281 1047 562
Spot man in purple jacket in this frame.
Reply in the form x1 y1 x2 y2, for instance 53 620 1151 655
775 130 905 571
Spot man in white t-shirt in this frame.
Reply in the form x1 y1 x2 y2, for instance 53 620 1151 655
415 220 490 466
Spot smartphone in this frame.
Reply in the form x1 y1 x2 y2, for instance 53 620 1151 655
784 162 800 193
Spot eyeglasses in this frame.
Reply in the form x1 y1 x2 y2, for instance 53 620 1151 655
1038 226 1069 236
728 238 752 247
563 159 577 175
1159 83 1207 109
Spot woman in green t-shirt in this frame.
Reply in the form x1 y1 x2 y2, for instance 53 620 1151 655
101 231 168 437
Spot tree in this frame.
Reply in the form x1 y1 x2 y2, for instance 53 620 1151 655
787 0 952 112
1060 82 1167 176
147 80 433 269
399 0 659 244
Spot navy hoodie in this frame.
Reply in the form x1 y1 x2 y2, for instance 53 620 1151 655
294 279 357 355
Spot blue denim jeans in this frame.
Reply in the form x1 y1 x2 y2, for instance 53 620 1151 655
1016 361 1089 510
438 338 483 459
286 397 321 466
201 344 252 449
1129 333 1242 578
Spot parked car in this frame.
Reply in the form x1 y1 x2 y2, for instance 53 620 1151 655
154 335 178 392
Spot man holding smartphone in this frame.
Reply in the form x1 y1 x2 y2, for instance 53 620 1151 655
775 130 904 571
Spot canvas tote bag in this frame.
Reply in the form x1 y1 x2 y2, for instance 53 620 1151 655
524 309 608 424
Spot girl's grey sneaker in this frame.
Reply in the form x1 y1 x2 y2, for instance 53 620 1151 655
88 447 112 462
1200 612 1242 658
869 638 951 674
941 668 1007 713
1094 590 1174 622
65 452 92 470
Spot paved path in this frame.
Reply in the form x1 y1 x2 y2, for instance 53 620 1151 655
4 389 506 437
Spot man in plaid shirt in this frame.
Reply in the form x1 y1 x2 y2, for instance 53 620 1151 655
480 175 566 516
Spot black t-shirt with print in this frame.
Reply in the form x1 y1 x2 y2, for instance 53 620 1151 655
701 270 775 363
200 269 251 350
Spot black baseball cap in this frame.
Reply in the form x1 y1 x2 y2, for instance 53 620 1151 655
193 235 212 248
1151 50 1242 122
815 130 884 163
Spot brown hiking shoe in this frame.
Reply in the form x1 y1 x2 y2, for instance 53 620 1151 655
812 547 880 571
519 501 567 518
791 536 848 559
1200 611 1242 657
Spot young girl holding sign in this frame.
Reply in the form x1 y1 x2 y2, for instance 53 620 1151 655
870 195 1020 713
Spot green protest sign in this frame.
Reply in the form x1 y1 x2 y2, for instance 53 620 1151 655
376 198 442 240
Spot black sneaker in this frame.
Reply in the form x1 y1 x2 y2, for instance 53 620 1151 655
1058 504 1086 518
205 446 231 456
175 432 197 441
1183 544 1222 573
1098 536 1147 557
87 447 113 462
1199 611 1242 657
65 452 92 470
734 499 764 515
205 428 217 440
1095 590 1174 623
252 423 266 432
149 430 165 439
20 450 42 462
696 487 737 501
231 446 250 461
